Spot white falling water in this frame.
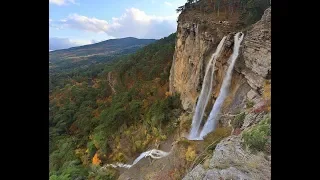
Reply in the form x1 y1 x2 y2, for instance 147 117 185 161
131 151 149 166
188 36 227 140
101 149 171 169
198 32 244 140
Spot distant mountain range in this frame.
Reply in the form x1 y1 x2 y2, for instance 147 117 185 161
49 37 156 73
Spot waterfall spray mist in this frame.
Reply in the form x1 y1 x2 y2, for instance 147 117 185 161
188 36 227 140
198 32 244 140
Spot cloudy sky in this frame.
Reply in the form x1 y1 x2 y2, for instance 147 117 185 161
49 0 185 51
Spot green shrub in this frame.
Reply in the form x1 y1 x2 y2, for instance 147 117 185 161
49 160 88 180
134 140 144 152
160 135 167 141
185 146 196 162
166 119 179 135
242 117 271 153
89 165 118 180
49 174 70 180
49 137 79 172
246 100 255 108
145 94 181 127
231 112 246 128
87 141 97 158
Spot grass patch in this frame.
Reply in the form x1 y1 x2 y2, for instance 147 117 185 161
177 138 191 147
203 127 232 151
242 116 271 153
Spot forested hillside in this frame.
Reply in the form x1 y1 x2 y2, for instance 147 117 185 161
49 33 182 179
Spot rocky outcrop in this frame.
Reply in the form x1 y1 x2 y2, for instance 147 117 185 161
238 7 271 90
169 7 271 111
107 71 116 94
204 167 251 180
183 164 206 180
183 136 271 180
184 164 252 180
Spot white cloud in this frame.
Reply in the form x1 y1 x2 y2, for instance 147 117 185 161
55 14 110 33
49 37 91 51
50 8 178 39
164 2 173 6
49 0 76 6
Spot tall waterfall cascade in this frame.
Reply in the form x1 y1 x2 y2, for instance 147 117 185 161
188 36 227 140
188 32 244 140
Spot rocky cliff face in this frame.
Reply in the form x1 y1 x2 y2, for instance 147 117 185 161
170 6 271 180
237 8 271 91
169 18 239 111
169 7 271 112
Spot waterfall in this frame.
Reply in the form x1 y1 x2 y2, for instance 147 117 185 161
188 36 227 140
198 32 244 140
101 32 244 171
101 149 171 169
131 151 149 166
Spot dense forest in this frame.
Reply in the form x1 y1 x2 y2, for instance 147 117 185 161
49 33 182 179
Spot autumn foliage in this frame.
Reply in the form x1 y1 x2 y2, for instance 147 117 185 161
92 152 101 165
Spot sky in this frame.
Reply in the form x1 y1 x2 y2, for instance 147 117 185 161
49 0 185 51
